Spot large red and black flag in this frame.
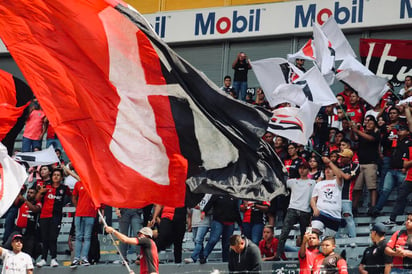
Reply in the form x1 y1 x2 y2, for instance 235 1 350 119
0 69 33 155
360 38 412 86
0 0 286 208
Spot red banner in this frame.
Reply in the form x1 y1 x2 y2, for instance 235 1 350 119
359 38 412 85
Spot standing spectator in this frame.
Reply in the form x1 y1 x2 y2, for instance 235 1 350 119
399 75 412 98
312 236 348 274
232 52 251 101
228 234 261 274
259 225 286 261
346 91 365 125
114 208 143 264
150 205 186 264
351 118 380 214
105 226 159 274
372 124 410 217
22 99 47 152
337 149 359 240
384 132 412 225
385 213 412 272
308 156 324 181
70 180 99 268
252 88 270 109
311 157 343 237
2 186 26 245
201 194 241 263
284 143 305 179
298 232 320 274
184 194 212 264
337 84 353 106
277 161 315 258
359 223 392 274
240 200 269 245
273 136 288 161
379 106 403 194
295 58 306 72
36 168 72 267
0 234 34 274
14 187 42 260
221 75 236 98
44 119 61 149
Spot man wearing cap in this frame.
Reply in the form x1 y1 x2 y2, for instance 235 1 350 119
359 223 392 274
105 226 158 274
372 124 410 219
385 213 412 272
276 160 316 258
337 148 359 240
0 234 34 274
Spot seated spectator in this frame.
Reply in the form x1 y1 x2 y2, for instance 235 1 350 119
259 225 286 261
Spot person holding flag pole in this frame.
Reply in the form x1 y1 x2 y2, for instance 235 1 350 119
104 215 159 274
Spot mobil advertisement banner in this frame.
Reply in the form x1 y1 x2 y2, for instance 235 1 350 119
360 38 412 85
144 0 412 43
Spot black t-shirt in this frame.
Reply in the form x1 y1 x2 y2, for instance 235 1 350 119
341 163 360 200
233 60 250 82
357 130 380 164
360 239 392 274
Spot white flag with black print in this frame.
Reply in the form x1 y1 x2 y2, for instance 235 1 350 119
14 146 60 167
267 100 321 145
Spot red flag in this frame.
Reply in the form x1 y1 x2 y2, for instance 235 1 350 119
0 69 33 155
0 1 187 208
0 1 287 208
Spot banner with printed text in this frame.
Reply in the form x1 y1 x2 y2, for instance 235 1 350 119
360 38 412 86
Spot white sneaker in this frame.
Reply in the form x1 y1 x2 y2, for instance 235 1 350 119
184 258 194 264
36 259 47 267
50 258 59 267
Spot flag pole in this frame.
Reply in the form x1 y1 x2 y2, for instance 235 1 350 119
98 210 135 274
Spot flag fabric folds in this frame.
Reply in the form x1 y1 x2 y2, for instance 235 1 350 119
0 69 33 156
267 100 321 145
0 143 27 217
313 23 335 85
287 39 316 63
337 56 388 107
320 17 356 61
14 146 60 167
0 0 286 208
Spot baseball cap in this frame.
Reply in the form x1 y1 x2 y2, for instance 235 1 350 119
338 149 353 159
371 223 387 234
139 227 153 238
12 234 23 241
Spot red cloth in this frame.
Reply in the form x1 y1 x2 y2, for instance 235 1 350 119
0 1 187 208
73 181 97 217
404 147 412 181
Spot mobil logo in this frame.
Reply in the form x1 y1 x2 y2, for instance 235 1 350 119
195 9 261 36
295 0 364 28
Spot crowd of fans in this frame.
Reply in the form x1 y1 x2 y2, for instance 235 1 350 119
3 51 412 274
